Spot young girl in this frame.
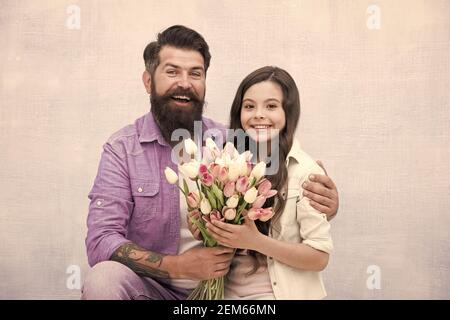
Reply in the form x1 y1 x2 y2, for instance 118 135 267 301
204 66 333 300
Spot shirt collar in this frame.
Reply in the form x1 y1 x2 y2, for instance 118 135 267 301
139 112 168 146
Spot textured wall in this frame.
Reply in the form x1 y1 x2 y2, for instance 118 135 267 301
0 0 449 299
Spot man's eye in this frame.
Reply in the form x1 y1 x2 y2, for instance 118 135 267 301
191 72 202 77
167 70 176 75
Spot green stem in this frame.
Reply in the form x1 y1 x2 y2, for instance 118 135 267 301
195 180 203 201
234 200 248 224
177 185 186 196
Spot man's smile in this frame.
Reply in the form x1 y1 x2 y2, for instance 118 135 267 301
171 95 192 106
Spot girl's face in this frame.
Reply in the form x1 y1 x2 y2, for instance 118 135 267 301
240 81 286 143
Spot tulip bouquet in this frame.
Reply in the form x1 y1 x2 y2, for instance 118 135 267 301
164 137 277 300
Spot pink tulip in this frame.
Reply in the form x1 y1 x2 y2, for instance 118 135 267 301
247 207 274 221
223 181 235 197
199 164 208 175
209 163 221 178
257 178 271 194
218 167 229 183
252 195 266 209
246 162 253 176
236 176 249 194
187 192 201 208
201 172 214 186
257 178 277 198
210 210 224 222
247 208 262 220
259 207 275 222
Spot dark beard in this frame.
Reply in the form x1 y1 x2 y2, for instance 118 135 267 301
150 83 204 146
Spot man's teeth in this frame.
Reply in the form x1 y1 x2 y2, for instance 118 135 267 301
172 95 191 102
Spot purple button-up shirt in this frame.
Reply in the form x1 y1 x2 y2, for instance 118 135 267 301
86 112 226 267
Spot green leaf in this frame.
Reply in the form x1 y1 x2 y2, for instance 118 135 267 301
206 189 217 209
183 179 189 195
248 176 257 188
190 216 217 247
211 184 225 207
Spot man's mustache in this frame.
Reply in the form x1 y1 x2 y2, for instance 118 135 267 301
161 88 202 103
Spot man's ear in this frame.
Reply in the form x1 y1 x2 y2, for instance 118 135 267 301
142 70 152 94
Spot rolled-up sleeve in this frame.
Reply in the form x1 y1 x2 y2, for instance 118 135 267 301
86 140 133 267
296 166 333 254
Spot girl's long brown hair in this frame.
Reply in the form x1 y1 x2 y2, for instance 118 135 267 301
228 66 301 274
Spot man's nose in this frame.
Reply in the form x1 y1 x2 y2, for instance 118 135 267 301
177 73 192 90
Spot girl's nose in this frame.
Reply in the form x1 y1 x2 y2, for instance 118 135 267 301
255 108 266 119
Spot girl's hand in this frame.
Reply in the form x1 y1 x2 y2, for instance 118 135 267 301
205 217 263 251
187 210 203 241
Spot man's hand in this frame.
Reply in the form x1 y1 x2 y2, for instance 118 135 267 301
302 160 339 221
175 246 234 281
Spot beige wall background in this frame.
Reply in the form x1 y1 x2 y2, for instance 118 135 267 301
1 0 449 299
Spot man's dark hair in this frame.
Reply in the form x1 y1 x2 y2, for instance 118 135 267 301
143 25 211 75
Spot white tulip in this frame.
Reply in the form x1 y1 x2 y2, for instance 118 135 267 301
164 167 179 184
225 194 239 208
200 198 212 215
244 187 258 204
223 207 237 220
215 157 225 167
184 138 198 155
243 151 253 162
179 162 200 179
250 161 266 181
228 163 241 182
236 154 248 176
224 142 235 154
206 137 219 151
223 153 231 167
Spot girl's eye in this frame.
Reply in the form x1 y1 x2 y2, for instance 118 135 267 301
267 104 278 109
243 104 254 109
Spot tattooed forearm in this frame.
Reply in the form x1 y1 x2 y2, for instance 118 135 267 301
111 243 170 278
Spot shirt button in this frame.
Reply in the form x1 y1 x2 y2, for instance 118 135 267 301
137 187 143 193
96 200 102 206
273 282 277 286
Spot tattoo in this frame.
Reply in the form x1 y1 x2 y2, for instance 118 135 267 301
111 243 170 278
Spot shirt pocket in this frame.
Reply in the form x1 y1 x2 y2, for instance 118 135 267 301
130 179 160 223
277 178 302 238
